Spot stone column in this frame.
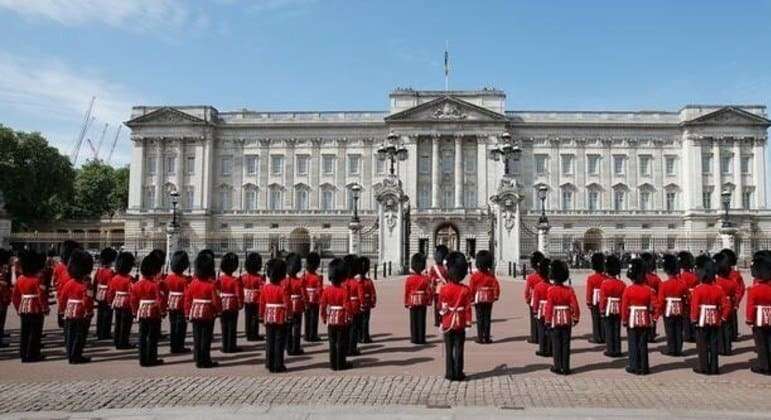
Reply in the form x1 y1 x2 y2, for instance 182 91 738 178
682 134 703 210
431 135 440 208
233 139 244 210
348 221 361 255
285 139 296 209
201 135 214 210
733 139 743 209
654 139 664 209
454 136 463 208
128 137 145 210
537 223 551 255
602 139 613 209
575 139 586 209
259 139 270 209
548 139 560 210
628 139 638 209
476 136 488 207
403 136 418 205
154 140 164 209
719 225 737 251
754 137 768 209
336 138 347 209
310 138 321 208
362 139 373 210
712 138 722 209
175 139 184 198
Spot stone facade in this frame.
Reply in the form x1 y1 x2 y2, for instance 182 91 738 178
124 89 770 260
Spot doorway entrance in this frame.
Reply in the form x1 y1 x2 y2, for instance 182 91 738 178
434 223 460 251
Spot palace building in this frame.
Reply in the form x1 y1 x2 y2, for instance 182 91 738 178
124 88 770 266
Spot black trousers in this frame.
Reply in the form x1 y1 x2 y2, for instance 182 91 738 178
348 313 361 355
731 309 740 341
265 323 286 372
695 326 720 374
647 322 657 343
474 303 493 342
20 314 44 361
168 310 188 352
443 329 465 380
95 301 113 340
752 326 771 373
604 315 622 356
65 318 88 363
537 318 552 356
328 325 349 370
138 318 161 366
244 304 261 341
286 314 303 355
57 312 64 329
409 306 427 344
0 305 6 344
551 326 572 373
663 316 684 356
113 308 133 349
433 298 441 327
683 311 695 342
220 310 239 353
718 316 733 356
627 327 649 374
359 309 372 342
192 319 214 367
590 306 605 343
528 309 538 343
304 304 320 341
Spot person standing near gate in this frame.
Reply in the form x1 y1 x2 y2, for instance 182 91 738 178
544 260 580 375
108 252 135 350
130 253 165 367
12 250 49 362
658 254 688 356
261 258 290 373
429 245 450 327
439 251 472 381
469 250 499 344
164 251 191 353
184 251 222 369
599 255 625 358
242 252 265 342
532 258 553 357
320 257 352 371
622 258 657 375
404 253 431 344
714 252 739 356
679 251 699 343
585 253 607 344
746 251 771 374
303 252 323 342
524 251 545 344
691 255 730 375
93 248 117 340
284 253 306 356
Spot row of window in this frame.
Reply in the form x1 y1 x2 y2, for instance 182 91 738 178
701 154 754 176
415 188 477 209
537 188 680 211
702 188 755 210
534 154 680 178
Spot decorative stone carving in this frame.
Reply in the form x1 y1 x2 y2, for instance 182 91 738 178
491 178 522 233
432 103 467 120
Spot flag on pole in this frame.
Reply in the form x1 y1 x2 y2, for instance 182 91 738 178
444 48 449 77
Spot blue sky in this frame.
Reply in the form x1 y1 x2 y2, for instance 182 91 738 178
0 0 769 169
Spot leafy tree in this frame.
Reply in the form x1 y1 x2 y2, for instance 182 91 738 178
69 160 117 218
109 166 130 214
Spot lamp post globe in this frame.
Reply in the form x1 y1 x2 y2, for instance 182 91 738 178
721 188 732 227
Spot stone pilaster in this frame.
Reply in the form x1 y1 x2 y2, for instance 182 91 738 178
431 135 440 208
454 136 463 208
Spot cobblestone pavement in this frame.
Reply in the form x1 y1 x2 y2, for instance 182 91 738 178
2 273 769 415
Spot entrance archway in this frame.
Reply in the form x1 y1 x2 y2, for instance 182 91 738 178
584 228 603 252
434 223 460 251
288 227 311 257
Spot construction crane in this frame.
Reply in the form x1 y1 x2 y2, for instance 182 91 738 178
94 123 109 160
70 96 96 166
85 138 98 161
107 125 122 165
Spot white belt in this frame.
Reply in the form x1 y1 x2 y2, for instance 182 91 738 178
306 288 318 292
21 294 38 299
68 299 83 304
221 293 236 297
192 299 211 304
553 305 569 310
139 299 156 305
290 294 301 299
169 291 183 296
350 296 359 300
329 305 344 310
115 291 129 296
97 285 108 290
266 303 286 308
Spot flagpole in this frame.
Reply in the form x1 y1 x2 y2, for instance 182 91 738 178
444 41 449 91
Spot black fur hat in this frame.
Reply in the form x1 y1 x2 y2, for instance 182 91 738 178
751 251 771 282
549 259 569 284
626 258 646 284
590 253 606 273
662 254 679 277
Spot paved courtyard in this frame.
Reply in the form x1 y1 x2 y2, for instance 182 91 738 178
1 273 770 417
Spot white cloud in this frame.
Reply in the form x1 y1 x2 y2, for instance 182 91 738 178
248 0 318 13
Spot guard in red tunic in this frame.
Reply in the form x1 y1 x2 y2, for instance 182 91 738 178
164 251 191 353
532 259 553 357
544 260 580 375
469 250 500 344
320 258 353 370
691 255 731 375
678 251 699 343
261 258 290 373
746 251 771 374
439 251 473 381
0 249 11 348
108 252 135 349
658 254 688 356
404 253 432 344
524 251 545 343
343 254 364 356
130 254 166 367
184 251 222 368
585 253 607 344
429 245 450 327
283 253 306 356
357 256 377 344
93 247 117 340
641 252 661 343
218 252 244 353
241 252 265 342
600 255 626 357
721 248 745 341
714 252 739 356
12 250 49 362
622 258 657 375
58 249 94 364
53 240 79 329
302 252 323 342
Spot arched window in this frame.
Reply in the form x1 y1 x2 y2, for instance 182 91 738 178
295 184 310 211
161 183 177 209
243 183 258 211
613 184 628 211
268 184 283 210
639 184 656 211
320 183 336 211
586 183 603 212
560 183 577 210
218 184 233 211
664 184 681 212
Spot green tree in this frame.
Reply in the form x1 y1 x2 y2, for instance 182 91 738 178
70 160 117 218
110 166 130 214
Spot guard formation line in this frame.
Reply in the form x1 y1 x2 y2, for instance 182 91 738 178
1 241 771 381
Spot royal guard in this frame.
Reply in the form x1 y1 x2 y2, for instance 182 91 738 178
658 254 688 356
404 253 432 344
746 251 771 374
585 253 607 344
0 249 11 348
544 260 580 375
12 250 49 362
599 255 626 357
93 248 118 340
261 258 290 373
164 251 191 353
283 253 306 356
108 252 136 350
439 252 473 381
641 252 662 343
532 259 553 357
320 258 353 370
469 250 500 344
429 245 450 327
241 252 265 342
218 253 244 353
721 249 745 341
130 254 166 367
58 249 94 364
357 256 377 344
524 251 545 344
184 251 222 368
622 258 657 375
302 252 323 342
691 255 731 375
714 252 739 356
678 251 699 343
343 254 364 356
53 240 79 329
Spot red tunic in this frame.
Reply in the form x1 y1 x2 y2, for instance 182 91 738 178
746 282 771 326
320 283 351 325
57 279 94 319
404 274 432 307
183 278 222 321
163 272 190 311
0 270 10 307
302 271 323 306
531 281 552 317
621 284 657 326
599 276 626 315
282 275 307 314
645 273 662 293
690 283 730 324
716 275 740 309
107 273 133 309
53 261 70 291
360 277 377 310
240 273 265 306
469 270 500 304
681 270 699 290
544 284 580 326
218 274 244 312
525 272 545 307
93 267 114 302
585 272 607 307
12 275 49 314
730 269 746 304
657 275 689 318
344 277 364 315
438 282 473 331
428 265 449 291
129 277 165 319
259 282 290 324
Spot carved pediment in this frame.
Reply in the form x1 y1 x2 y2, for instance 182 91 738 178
126 107 210 127
684 107 770 127
385 96 507 123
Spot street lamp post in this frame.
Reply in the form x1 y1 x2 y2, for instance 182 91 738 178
536 185 550 255
349 184 363 254
489 132 522 177
378 130 408 176
719 187 737 252
166 189 181 266
721 188 732 228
